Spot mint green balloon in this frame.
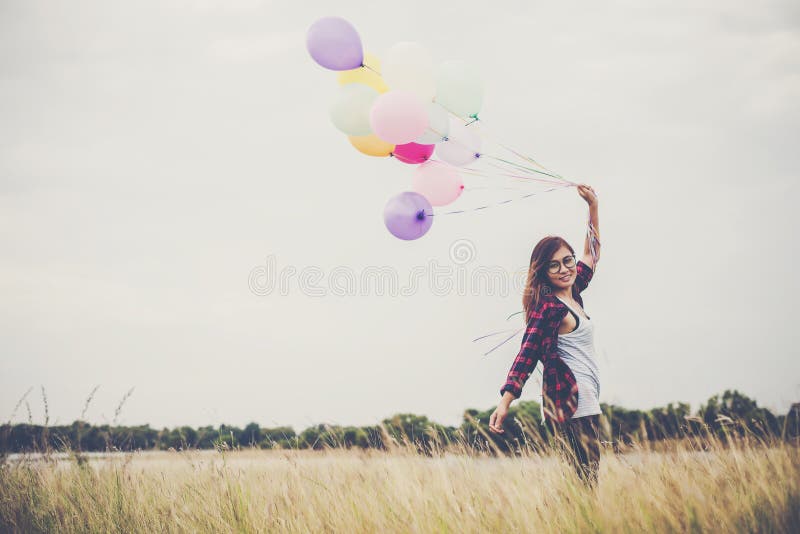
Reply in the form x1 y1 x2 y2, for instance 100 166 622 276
330 83 379 136
415 102 450 144
434 60 484 119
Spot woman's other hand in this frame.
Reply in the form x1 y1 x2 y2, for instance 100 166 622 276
489 403 510 434
577 184 598 207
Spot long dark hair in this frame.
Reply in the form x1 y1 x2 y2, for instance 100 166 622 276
522 236 577 319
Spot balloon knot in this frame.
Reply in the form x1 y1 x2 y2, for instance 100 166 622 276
469 113 479 120
474 153 481 159
442 136 449 142
416 210 426 221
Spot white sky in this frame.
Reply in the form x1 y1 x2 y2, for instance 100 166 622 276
1 0 799 431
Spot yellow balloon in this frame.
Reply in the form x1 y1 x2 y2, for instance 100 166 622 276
337 52 389 94
348 134 395 157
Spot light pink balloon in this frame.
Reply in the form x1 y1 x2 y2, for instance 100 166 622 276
393 142 434 164
369 90 428 145
412 160 465 206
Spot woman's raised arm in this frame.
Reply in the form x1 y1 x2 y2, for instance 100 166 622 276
578 184 600 269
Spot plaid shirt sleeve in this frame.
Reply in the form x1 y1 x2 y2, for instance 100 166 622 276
500 300 561 399
574 259 594 294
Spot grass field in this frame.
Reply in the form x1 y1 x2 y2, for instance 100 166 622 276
1 432 798 533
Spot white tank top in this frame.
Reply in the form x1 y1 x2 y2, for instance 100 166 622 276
541 297 602 420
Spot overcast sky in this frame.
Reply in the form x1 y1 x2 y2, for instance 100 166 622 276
2 0 799 432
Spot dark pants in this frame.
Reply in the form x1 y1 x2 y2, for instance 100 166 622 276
546 414 601 489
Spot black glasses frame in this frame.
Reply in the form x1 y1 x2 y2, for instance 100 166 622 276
546 254 577 274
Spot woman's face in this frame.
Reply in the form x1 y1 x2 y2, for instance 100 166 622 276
545 246 577 290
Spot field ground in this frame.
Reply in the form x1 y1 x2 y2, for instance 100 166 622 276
1 439 798 533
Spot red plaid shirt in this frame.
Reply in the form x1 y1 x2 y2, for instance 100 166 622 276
500 259 595 423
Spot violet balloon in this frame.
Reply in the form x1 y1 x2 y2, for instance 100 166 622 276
383 191 434 240
306 17 363 71
392 142 434 164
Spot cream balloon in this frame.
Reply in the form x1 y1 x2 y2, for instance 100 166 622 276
329 83 380 136
337 52 389 94
381 42 436 102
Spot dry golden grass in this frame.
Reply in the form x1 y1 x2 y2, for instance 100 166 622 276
1 432 798 533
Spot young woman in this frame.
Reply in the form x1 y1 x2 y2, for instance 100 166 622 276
488 184 602 489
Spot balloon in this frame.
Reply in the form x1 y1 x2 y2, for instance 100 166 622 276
435 60 484 119
338 52 389 94
382 42 436 102
434 121 482 167
392 142 434 164
306 17 364 71
369 90 428 144
330 84 379 136
415 103 450 144
349 134 394 157
383 191 434 240
412 161 464 206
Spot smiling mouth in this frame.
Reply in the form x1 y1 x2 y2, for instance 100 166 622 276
559 275 571 282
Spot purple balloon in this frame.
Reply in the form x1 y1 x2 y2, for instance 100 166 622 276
383 192 434 240
306 17 364 71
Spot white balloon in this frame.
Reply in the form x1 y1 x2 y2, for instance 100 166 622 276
382 42 436 102
329 83 379 136
435 60 484 119
434 121 482 167
415 103 450 144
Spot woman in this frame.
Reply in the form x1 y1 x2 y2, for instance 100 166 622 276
488 184 602 489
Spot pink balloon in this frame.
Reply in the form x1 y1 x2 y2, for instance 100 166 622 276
412 160 465 206
369 90 428 145
393 142 434 164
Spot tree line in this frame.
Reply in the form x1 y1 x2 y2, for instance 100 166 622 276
2 389 798 456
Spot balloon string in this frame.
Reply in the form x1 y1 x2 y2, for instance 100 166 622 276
426 113 580 187
505 310 524 321
463 185 533 193
456 114 567 179
485 164 569 186
495 141 571 183
460 166 565 187
587 215 600 273
491 151 575 184
424 123 577 187
483 158 575 185
361 63 380 75
472 327 522 342
437 104 580 186
479 327 524 356
425 182 572 217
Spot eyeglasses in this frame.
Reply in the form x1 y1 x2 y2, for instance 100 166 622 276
546 254 576 274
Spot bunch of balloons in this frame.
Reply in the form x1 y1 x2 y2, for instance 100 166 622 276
306 16 486 241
